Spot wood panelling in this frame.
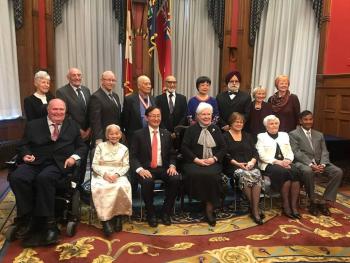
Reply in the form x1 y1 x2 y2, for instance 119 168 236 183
314 74 350 138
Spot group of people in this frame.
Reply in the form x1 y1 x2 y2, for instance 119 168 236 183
9 68 343 247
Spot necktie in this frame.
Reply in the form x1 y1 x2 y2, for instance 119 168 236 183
168 93 174 114
150 130 158 168
306 130 314 150
76 88 86 110
51 123 59 141
108 93 118 107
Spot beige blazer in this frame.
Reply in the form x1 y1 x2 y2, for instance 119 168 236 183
256 132 294 170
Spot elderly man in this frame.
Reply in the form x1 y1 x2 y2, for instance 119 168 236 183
289 110 343 216
216 71 251 131
89 71 122 146
155 75 187 134
56 68 91 182
130 106 180 227
9 99 88 247
122 75 156 143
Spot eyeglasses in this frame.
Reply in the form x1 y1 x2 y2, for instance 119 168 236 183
103 78 116 82
166 81 177 84
148 114 161 119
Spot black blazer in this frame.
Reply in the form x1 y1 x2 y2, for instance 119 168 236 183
155 92 187 132
23 93 55 121
122 93 156 141
89 88 122 143
130 127 176 171
216 90 251 128
181 123 227 163
56 84 91 130
18 117 88 173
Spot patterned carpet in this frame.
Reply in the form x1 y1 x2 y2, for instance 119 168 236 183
1 185 350 262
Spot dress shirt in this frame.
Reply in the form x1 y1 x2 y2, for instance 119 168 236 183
34 92 48 104
70 84 87 105
166 91 176 107
301 127 317 166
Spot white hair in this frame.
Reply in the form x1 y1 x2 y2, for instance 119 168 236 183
263 115 280 127
196 102 213 114
252 85 266 98
34 71 50 81
105 124 121 138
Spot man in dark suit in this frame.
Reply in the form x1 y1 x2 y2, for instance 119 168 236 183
89 71 122 146
155 75 187 135
56 68 91 182
216 71 251 131
289 110 343 216
130 106 180 227
122 75 156 144
8 99 88 247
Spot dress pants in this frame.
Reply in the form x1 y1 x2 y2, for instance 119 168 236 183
138 167 180 215
296 163 343 202
9 162 63 217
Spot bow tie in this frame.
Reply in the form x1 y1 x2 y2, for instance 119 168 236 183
228 91 238 95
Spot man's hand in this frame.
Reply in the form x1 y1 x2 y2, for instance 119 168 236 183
167 166 178 176
194 158 210 166
64 157 76 168
23 155 35 163
103 173 118 183
203 157 216 165
80 128 91 141
138 169 153 179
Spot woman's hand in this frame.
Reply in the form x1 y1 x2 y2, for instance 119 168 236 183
194 158 210 166
103 173 118 183
274 160 291 169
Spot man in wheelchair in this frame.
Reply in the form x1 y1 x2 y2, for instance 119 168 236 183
8 99 88 247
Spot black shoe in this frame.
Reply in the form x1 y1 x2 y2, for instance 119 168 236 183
292 211 301 219
318 203 331 216
22 233 42 248
114 216 123 232
259 212 265 220
282 208 294 219
14 216 33 240
147 215 158 227
102 220 114 237
161 213 171 226
309 202 319 216
250 214 263 225
206 212 216 227
22 227 60 248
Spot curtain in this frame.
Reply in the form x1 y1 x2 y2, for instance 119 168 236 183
153 0 220 98
0 0 21 119
251 0 320 111
55 0 122 98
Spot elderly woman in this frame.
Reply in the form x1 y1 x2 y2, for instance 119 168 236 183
182 102 226 226
91 124 131 237
247 86 273 140
256 115 301 219
187 76 219 125
268 75 300 132
223 112 264 225
24 71 55 121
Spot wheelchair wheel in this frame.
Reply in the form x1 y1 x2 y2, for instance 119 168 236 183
66 221 77 237
5 224 17 242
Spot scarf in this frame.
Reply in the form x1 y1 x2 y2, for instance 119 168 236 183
197 123 216 159
270 90 290 112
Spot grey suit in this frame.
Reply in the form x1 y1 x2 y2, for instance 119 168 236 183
56 84 91 130
289 126 342 201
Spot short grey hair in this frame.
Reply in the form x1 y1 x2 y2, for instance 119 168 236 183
252 85 266 98
263 115 280 127
196 102 213 114
105 124 121 139
34 71 50 81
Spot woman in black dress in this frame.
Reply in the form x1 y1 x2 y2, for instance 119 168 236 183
181 102 226 226
256 115 301 219
24 71 54 121
223 112 264 224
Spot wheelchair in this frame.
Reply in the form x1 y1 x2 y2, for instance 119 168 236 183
5 155 82 241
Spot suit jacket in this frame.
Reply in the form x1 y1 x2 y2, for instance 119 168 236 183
56 84 91 130
289 126 330 166
130 127 176 171
89 88 122 143
122 93 156 141
18 117 88 173
155 92 187 132
256 132 294 170
23 93 55 121
216 90 251 128
181 123 227 163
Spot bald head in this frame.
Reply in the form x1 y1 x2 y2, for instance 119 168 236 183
47 99 66 124
67 68 82 87
164 75 177 93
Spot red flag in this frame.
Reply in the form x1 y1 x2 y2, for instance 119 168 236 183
148 0 172 88
124 0 133 96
